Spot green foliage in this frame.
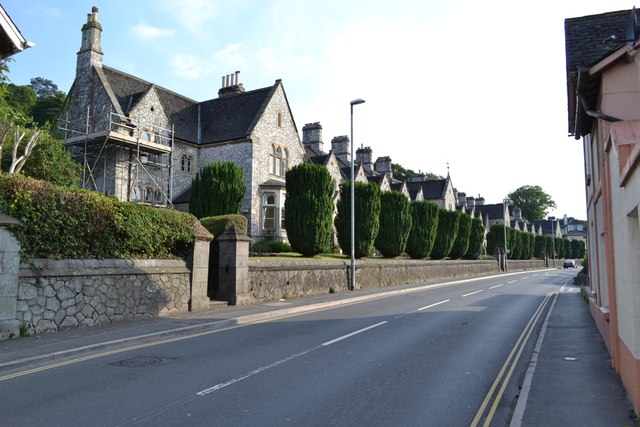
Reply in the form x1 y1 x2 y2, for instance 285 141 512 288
430 209 460 260
391 163 443 182
570 239 581 259
578 240 586 259
190 161 245 219
200 214 248 238
0 174 196 260
509 230 522 260
534 235 546 258
507 185 557 221
555 237 564 258
20 133 81 186
449 212 472 259
405 200 439 259
374 191 412 258
463 217 485 260
563 239 572 259
284 163 334 256
486 224 506 256
335 181 381 258
6 84 36 117
525 233 536 259
545 236 554 257
251 239 292 253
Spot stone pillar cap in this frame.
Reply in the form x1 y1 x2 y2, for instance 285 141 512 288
0 213 20 226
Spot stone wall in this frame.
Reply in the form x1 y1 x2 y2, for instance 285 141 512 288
16 259 191 334
248 259 501 303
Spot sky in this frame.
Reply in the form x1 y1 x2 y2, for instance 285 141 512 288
4 0 636 220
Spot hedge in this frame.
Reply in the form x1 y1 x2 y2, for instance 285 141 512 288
200 214 248 238
0 174 196 260
190 161 245 219
464 217 485 260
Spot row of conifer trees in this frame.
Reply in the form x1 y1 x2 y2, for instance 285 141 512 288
284 163 485 259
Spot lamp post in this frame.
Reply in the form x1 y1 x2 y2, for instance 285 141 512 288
551 219 556 268
350 98 365 291
503 197 511 272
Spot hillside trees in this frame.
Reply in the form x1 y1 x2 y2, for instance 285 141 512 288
284 163 334 256
508 185 557 221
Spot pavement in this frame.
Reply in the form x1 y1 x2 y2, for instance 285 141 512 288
0 272 637 426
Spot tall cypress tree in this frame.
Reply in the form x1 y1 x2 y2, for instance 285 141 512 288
335 181 381 258
374 191 412 258
430 209 461 260
189 161 245 219
284 163 334 256
405 201 440 259
463 217 485 260
449 212 472 259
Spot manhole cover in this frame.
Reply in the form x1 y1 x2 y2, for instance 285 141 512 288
110 356 166 368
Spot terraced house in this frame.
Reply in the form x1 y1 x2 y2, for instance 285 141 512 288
59 7 304 240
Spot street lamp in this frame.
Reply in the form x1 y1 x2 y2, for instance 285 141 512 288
503 197 511 272
350 98 365 291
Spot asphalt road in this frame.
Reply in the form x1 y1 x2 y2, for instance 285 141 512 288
0 270 574 427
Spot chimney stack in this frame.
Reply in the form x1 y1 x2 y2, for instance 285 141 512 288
302 122 324 154
331 135 351 165
218 70 246 98
356 146 373 174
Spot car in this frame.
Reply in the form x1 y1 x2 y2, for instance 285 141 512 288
563 259 576 269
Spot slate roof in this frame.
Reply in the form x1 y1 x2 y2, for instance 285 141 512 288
474 203 506 221
564 9 640 137
307 153 331 166
100 65 279 145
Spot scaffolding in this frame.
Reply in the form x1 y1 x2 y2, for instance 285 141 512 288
59 109 174 207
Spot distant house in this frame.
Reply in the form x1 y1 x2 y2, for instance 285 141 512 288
60 7 304 241
559 215 587 241
0 4 33 58
565 7 640 414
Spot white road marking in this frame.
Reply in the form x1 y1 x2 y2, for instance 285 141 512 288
462 290 484 297
522 276 530 280
322 321 388 346
489 284 503 290
418 299 450 311
507 280 518 284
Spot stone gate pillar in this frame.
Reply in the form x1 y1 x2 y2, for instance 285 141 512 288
189 222 213 312
0 213 21 339
216 225 251 305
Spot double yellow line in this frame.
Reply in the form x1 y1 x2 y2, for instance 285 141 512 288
470 291 555 427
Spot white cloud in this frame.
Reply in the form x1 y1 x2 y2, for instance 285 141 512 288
131 22 174 40
170 54 215 79
160 0 218 37
214 43 246 69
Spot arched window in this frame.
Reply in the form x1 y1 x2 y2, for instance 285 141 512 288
275 147 282 176
269 145 276 175
281 149 288 175
187 156 193 174
181 154 187 172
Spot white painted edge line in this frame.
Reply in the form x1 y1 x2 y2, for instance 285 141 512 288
321 321 388 346
509 292 559 427
489 284 503 290
418 299 450 311
462 290 484 297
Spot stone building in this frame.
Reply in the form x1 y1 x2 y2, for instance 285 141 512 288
59 7 304 240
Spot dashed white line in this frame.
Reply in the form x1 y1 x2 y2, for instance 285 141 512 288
462 290 485 297
322 321 388 346
418 299 450 311
489 284 503 289
508 280 518 284
522 276 530 280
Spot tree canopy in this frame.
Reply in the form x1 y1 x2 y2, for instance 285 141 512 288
391 162 443 181
508 185 557 221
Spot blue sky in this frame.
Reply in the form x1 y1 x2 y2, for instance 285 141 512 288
4 0 636 219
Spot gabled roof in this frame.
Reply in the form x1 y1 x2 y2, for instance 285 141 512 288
100 65 281 145
199 85 275 144
307 153 331 166
421 179 447 200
